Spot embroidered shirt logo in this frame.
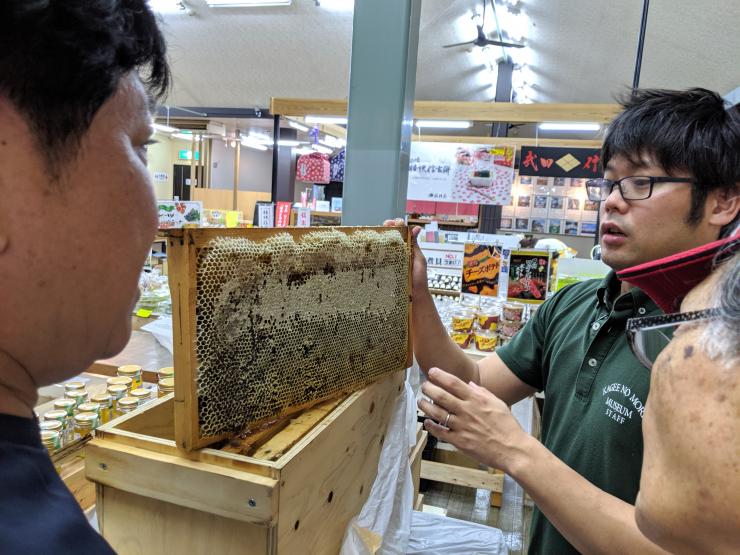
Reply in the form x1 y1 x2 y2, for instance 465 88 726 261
602 383 645 425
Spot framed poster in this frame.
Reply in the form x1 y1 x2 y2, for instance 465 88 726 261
507 250 552 304
515 218 530 231
548 196 565 218
157 200 203 229
580 221 598 236
531 218 547 233
564 220 579 236
548 219 563 234
407 142 515 206
462 243 502 296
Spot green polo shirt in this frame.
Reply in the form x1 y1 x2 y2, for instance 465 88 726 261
497 271 660 555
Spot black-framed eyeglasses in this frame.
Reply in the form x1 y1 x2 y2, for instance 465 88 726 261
585 176 699 202
626 308 720 369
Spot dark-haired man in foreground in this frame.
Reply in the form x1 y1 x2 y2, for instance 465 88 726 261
0 1 169 552
404 88 740 553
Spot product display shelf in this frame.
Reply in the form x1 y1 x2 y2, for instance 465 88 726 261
86 371 425 555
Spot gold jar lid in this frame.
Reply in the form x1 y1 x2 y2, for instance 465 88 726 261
53 398 77 415
74 412 98 428
77 402 101 415
40 429 60 446
107 384 128 399
107 376 133 388
158 377 175 391
117 364 142 377
90 393 113 407
117 396 140 410
44 409 67 422
157 367 175 379
130 388 152 400
64 381 86 392
39 420 63 432
65 390 89 404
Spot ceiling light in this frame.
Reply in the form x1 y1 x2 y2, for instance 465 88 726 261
171 132 200 141
538 123 601 132
287 120 309 132
248 131 272 144
293 147 315 155
319 135 345 148
278 140 302 147
305 116 348 125
241 138 269 151
205 0 291 6
153 123 179 134
312 144 333 155
415 120 473 129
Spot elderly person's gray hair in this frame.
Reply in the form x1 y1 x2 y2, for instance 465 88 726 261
703 239 740 365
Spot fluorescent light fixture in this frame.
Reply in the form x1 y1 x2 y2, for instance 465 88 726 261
287 120 309 132
241 138 269 151
248 131 272 144
171 132 200 141
305 116 348 125
538 122 601 132
153 123 179 134
415 120 472 129
205 0 291 6
319 135 345 148
148 0 185 13
293 147 315 155
277 140 302 147
312 144 333 155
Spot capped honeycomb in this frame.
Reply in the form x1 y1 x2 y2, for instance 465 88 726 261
194 229 409 439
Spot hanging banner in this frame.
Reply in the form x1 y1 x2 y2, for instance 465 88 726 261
407 142 515 206
157 200 203 229
462 243 502 296
519 146 602 178
507 250 552 304
275 202 292 227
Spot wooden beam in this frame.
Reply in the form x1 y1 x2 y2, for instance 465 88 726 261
413 134 602 148
421 460 504 492
271 98 621 124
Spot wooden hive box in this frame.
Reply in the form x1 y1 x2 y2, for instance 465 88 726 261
87 372 415 554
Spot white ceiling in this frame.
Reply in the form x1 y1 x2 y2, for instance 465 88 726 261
158 0 740 109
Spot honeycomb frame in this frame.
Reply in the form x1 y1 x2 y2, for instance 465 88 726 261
166 227 412 451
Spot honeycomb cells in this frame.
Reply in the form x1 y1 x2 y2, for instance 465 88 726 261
194 229 410 438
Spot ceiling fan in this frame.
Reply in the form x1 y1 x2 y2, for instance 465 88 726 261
443 0 524 49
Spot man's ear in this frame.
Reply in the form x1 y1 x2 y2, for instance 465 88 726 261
707 186 740 228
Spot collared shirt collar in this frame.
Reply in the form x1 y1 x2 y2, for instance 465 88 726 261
596 270 660 315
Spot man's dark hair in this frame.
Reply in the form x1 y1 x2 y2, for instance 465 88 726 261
0 0 170 166
602 88 740 231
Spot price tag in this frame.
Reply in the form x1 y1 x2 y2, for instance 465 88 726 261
136 308 153 318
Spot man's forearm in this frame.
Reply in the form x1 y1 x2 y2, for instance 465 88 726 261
412 285 479 384
509 436 669 555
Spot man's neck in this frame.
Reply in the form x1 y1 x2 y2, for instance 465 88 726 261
0 350 37 419
620 280 634 296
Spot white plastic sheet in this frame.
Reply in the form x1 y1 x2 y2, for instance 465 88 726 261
140 316 174 354
339 374 417 555
407 511 507 555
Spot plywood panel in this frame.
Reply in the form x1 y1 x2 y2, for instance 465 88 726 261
275 372 405 555
270 98 621 124
98 487 271 555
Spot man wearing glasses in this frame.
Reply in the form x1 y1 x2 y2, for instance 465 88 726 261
406 88 739 553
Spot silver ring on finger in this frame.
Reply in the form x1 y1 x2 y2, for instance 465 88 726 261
443 411 452 428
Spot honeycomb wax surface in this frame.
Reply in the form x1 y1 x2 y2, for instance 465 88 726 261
194 229 409 438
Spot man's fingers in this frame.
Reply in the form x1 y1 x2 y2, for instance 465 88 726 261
427 367 472 401
382 218 405 227
417 397 451 424
423 418 454 440
420 380 464 412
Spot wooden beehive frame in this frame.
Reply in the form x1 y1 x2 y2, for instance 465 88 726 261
166 227 412 451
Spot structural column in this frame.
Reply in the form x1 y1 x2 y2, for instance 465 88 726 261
341 0 422 225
